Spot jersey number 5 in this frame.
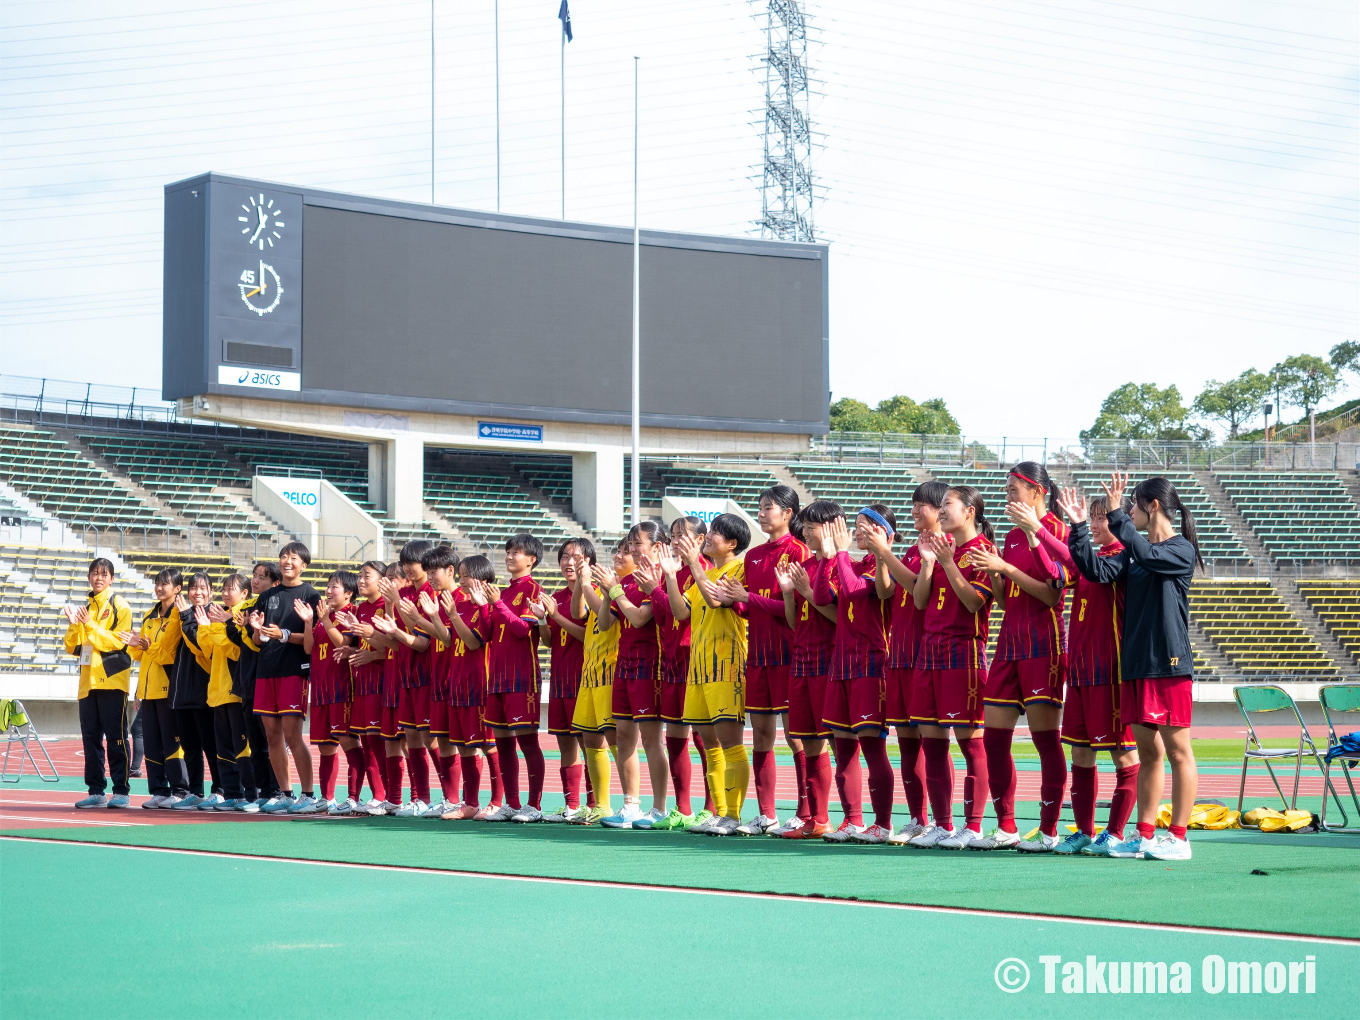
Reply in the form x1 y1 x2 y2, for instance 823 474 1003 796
936 586 947 610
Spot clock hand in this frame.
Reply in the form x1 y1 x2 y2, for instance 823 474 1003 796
243 286 262 298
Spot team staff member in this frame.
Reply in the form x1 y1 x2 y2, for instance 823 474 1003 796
226 562 282 803
186 573 256 812
64 557 134 809
172 571 221 809
121 568 192 808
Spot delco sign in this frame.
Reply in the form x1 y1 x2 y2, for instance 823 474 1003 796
259 476 320 520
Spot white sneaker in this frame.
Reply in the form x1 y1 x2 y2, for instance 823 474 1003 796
481 803 517 822
822 819 867 843
394 799 427 818
967 826 1022 851
362 798 388 816
1143 834 1192 861
769 816 808 837
425 800 451 817
706 815 741 837
905 824 954 848
542 805 580 823
329 798 359 816
601 802 647 829
937 826 982 850
849 823 893 844
158 794 183 810
887 821 926 845
735 814 779 836
511 805 544 823
289 794 323 815
141 794 166 810
1016 830 1061 854
1108 833 1156 859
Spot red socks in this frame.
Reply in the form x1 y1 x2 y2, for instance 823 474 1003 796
983 726 1018 833
666 736 692 816
859 735 894 830
922 736 953 830
959 735 988 833
693 732 715 812
792 748 809 821
1032 729 1068 837
385 753 405 806
343 745 366 802
494 736 522 810
832 736 864 827
406 746 431 804
806 750 832 824
561 762 583 810
1109 764 1139 839
1168 824 1188 840
318 752 338 801
460 754 482 807
1071 764 1098 837
1137 821 1156 841
435 753 458 802
484 749 504 807
753 749 777 819
516 731 545 810
899 734 927 826
360 735 386 802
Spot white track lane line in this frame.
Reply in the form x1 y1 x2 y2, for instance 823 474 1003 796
0 814 149 827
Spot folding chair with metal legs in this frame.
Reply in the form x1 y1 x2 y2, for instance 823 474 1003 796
1231 685 1328 816
1 699 60 783
1318 684 1360 832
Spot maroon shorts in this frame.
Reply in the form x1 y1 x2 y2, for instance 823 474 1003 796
429 697 450 738
309 701 348 745
910 667 985 728
1061 683 1135 750
348 692 382 735
1122 676 1193 729
745 663 790 714
659 681 686 724
612 673 660 722
885 667 913 727
547 694 579 734
380 706 402 741
787 672 830 738
984 655 1065 711
820 675 887 736
484 690 538 731
397 685 431 730
254 675 307 717
450 703 492 748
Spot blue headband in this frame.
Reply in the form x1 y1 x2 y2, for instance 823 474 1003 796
857 507 895 538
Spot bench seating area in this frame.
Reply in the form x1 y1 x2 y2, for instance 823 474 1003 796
1218 471 1360 563
1189 579 1335 675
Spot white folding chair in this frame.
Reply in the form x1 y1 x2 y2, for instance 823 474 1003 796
1 698 60 783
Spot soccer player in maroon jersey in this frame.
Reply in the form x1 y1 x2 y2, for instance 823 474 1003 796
482 533 547 822
401 545 462 816
593 521 669 828
962 463 1072 852
732 486 811 836
297 570 358 813
638 516 714 829
530 539 592 822
777 500 841 839
365 562 408 813
906 486 1001 849
862 480 948 844
1020 491 1140 855
441 555 503 820
332 562 389 814
808 504 895 844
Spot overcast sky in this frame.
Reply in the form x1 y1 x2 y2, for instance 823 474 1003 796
2 0 1356 440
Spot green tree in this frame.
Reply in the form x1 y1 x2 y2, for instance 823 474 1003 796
1274 354 1340 417
1193 368 1271 439
828 398 882 432
1331 340 1359 382
828 395 960 435
1080 382 1198 443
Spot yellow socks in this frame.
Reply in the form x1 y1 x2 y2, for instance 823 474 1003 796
705 746 727 818
586 746 612 814
722 745 749 819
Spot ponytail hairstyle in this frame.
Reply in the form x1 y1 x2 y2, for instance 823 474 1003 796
858 502 898 543
1132 476 1204 571
671 515 707 542
947 485 995 545
758 485 801 534
1008 460 1061 511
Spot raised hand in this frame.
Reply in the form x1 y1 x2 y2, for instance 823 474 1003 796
1055 486 1087 524
293 599 314 625
418 591 438 617
697 576 727 606
862 523 893 557
674 530 702 566
378 577 400 602
174 593 190 613
656 547 682 578
371 614 397 635
1102 470 1129 510
788 560 814 598
719 576 751 603
63 604 80 624
334 609 360 629
774 561 796 594
1006 500 1043 535
591 563 620 591
439 589 457 614
248 609 265 630
193 605 211 628
468 581 488 607
528 596 549 621
827 515 853 553
482 581 501 605
207 604 232 623
966 543 1006 574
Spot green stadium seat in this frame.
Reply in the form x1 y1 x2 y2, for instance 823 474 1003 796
1217 472 1360 563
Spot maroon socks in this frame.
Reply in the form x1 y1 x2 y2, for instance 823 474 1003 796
983 726 1018 833
899 734 927 826
494 736 522 810
516 731 545 810
1109 764 1140 839
460 754 482 807
792 748 809 821
859 735 894 830
922 736 953 830
753 749 777 820
1032 729 1068 837
832 736 864 827
666 736 692 816
806 750 833 825
360 735 387 802
385 753 404 806
484 749 505 807
561 762 583 810
1071 763 1098 837
406 746 431 805
318 752 338 801
959 735 988 833
343 745 366 802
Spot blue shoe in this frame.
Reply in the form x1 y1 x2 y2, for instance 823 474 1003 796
172 794 204 810
1053 831 1093 855
1107 833 1155 859
197 793 226 811
600 803 646 829
106 794 130 809
1080 830 1122 856
215 798 248 811
262 794 296 814
631 808 666 830
75 793 108 809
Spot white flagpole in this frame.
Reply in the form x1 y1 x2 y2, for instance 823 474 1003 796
631 56 640 527
561 19 566 219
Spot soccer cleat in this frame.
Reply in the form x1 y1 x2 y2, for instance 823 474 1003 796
735 814 779 836
1107 833 1155 859
822 819 867 843
601 802 647 829
887 821 926 845
394 799 428 818
649 808 693 831
905 824 954 848
1017 831 1061 854
443 803 480 820
481 803 517 822
1143 834 1192 861
706 815 742 836
289 794 324 815
1053 831 1094 855
106 794 130 809
173 794 204 810
782 819 832 839
1080 830 1123 856
685 810 718 833
328 798 358 816
541 805 580 823
965 827 1021 851
849 823 893 844
769 816 808 837
937 826 982 850
630 808 667 830
511 805 544 823
75 793 108 809
416 800 447 818
362 798 388 816
141 795 166 810
196 793 226 811
262 794 296 814
568 805 610 826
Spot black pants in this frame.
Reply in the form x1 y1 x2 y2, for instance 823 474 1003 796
243 695 279 799
127 703 144 774
80 689 130 796
212 702 256 800
177 707 220 797
142 698 190 796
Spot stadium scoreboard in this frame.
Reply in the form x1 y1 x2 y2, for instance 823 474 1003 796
163 172 830 435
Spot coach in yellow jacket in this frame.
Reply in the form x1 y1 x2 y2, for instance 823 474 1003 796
62 557 134 808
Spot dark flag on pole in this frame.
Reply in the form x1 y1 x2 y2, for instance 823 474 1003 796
558 0 572 41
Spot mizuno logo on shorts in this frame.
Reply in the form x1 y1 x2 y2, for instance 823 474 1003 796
1148 711 1165 719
